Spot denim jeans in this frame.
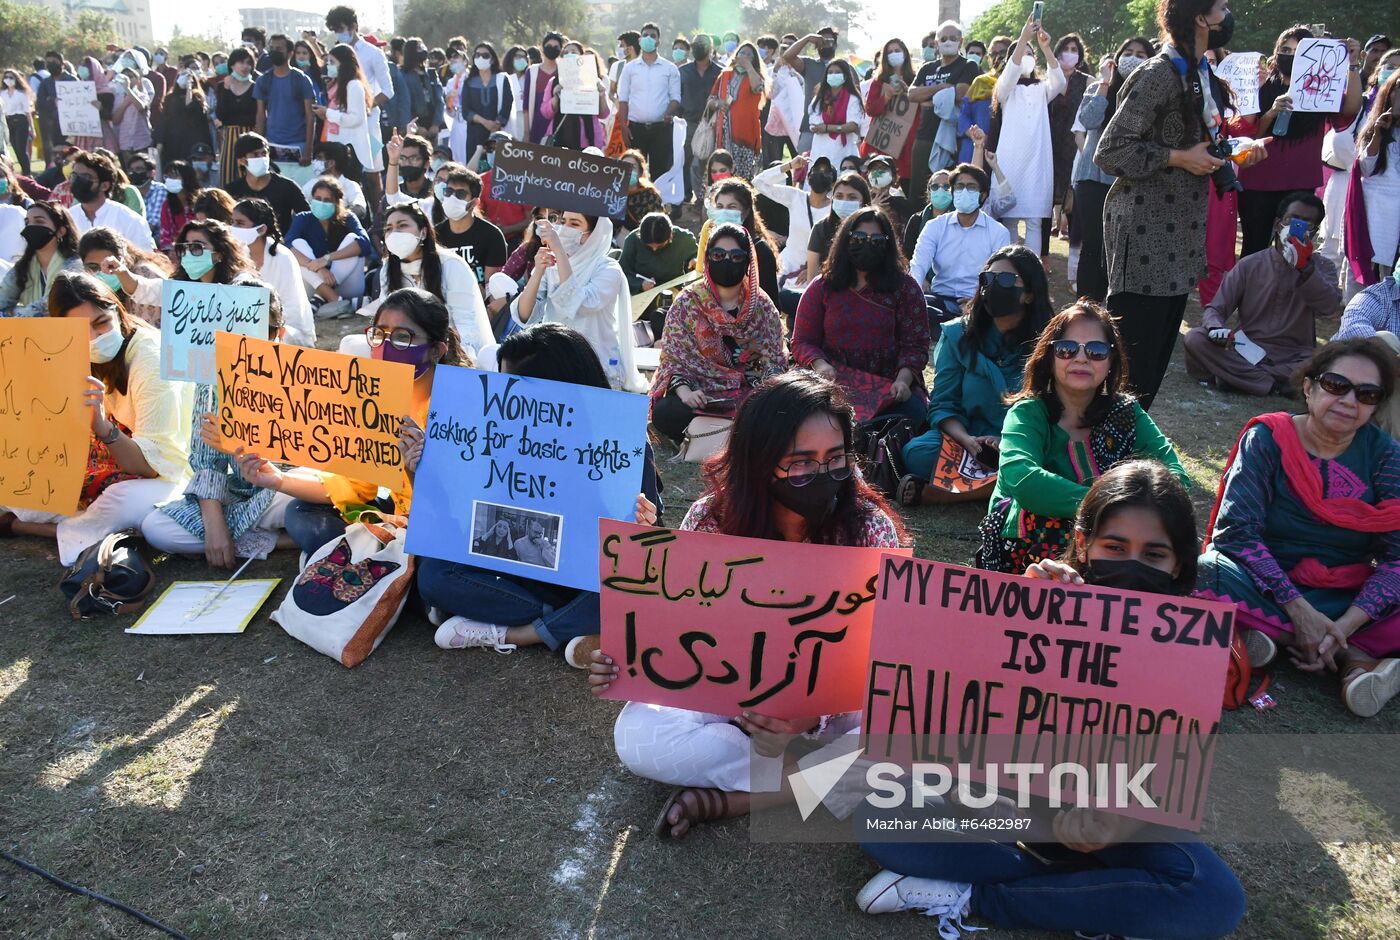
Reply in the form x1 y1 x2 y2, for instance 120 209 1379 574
284 500 350 555
416 557 599 650
860 833 1244 939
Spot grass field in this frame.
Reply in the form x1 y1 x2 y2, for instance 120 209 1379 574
2 248 1398 939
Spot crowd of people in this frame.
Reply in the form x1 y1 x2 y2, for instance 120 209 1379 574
3 1 1400 936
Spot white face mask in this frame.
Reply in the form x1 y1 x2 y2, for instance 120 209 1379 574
554 224 585 255
831 198 860 218
90 327 124 364
1116 54 1146 77
245 156 270 177
385 230 422 260
441 195 471 220
311 158 327 176
229 224 261 244
163 177 183 194
474 56 492 71
939 40 960 57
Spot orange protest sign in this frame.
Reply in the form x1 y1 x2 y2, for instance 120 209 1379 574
214 332 414 490
0 318 90 515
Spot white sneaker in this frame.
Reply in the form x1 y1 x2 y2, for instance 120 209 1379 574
314 298 355 319
856 870 979 938
1242 628 1277 669
426 606 446 627
1344 658 1400 718
434 616 515 653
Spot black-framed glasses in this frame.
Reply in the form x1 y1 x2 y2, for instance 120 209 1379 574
777 454 852 486
980 271 1022 289
172 241 210 257
1052 339 1113 361
707 247 749 265
1316 371 1385 406
848 232 889 248
929 182 951 192
365 326 422 350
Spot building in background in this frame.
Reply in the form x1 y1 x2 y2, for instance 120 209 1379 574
237 7 325 38
17 0 156 46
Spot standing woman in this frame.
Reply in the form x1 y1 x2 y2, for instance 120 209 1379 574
0 201 81 316
1048 33 1093 240
230 198 317 346
157 160 201 251
792 206 931 423
807 59 866 170
502 46 530 140
753 153 834 286
649 224 787 442
0 272 185 566
991 14 1066 255
860 40 918 187
215 49 259 188
1095 0 1267 410
109 64 154 160
708 41 766 179
457 43 513 168
293 40 326 102
158 62 209 164
1239 26 1363 257
1 69 35 175
1356 71 1400 278
544 44 610 151
313 44 375 185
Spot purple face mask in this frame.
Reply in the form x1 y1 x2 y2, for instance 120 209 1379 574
376 341 435 377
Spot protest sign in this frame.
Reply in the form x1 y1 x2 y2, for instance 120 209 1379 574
1215 52 1261 114
57 82 101 137
864 93 919 160
407 366 648 590
560 53 602 115
126 579 282 635
629 270 698 320
1288 38 1349 112
161 281 271 384
214 333 413 490
0 318 90 515
489 139 629 221
863 557 1234 829
599 521 912 719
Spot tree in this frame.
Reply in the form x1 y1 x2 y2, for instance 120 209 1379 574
162 27 232 60
0 0 64 68
742 0 859 50
399 0 589 50
603 0 707 47
61 12 118 65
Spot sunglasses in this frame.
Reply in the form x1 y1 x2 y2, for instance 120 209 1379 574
980 271 1022 290
848 231 889 248
707 247 749 265
441 186 473 201
1315 371 1385 406
1052 339 1113 361
172 242 211 257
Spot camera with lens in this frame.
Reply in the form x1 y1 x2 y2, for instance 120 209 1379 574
1207 138 1243 199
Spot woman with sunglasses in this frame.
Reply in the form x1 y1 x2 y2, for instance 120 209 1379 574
792 206 930 422
649 223 787 443
695 177 781 304
588 371 907 839
1199 340 1400 718
233 287 472 557
167 218 258 290
976 302 1189 573
898 246 1053 506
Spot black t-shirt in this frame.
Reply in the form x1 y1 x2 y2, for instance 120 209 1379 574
225 171 310 236
435 217 509 288
754 237 780 304
807 215 841 269
913 57 981 142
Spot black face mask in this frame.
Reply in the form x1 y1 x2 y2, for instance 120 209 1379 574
808 169 835 193
1208 11 1235 51
708 257 748 287
850 241 884 271
127 168 150 185
543 45 561 60
20 224 55 251
399 165 426 184
1087 559 1176 596
983 283 1023 319
819 43 836 61
69 175 98 202
1273 52 1293 75
771 471 844 530
269 49 289 68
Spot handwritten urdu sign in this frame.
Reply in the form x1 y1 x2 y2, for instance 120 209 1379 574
57 81 101 137
214 333 414 490
599 521 911 719
489 139 629 221
863 557 1235 830
407 366 648 591
161 281 271 383
0 318 90 514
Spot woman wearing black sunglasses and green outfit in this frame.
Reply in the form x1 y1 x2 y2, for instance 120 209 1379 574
976 301 1189 573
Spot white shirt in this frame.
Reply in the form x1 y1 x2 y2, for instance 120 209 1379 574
259 245 315 346
361 248 493 356
911 210 1012 299
0 89 31 116
752 164 830 276
806 93 868 166
354 37 393 102
0 204 25 264
70 198 156 251
302 173 366 214
617 56 681 123
324 79 374 175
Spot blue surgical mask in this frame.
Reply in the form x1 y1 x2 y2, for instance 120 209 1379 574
922 46 938 62
311 198 336 220
1379 67 1397 87
180 251 215 279
335 31 353 44
672 48 687 63
640 36 658 54
433 180 448 202
96 271 124 294
708 206 743 226
953 188 981 214
967 53 983 67
826 72 844 88
724 40 738 55
929 189 953 211
78 65 91 80
831 198 859 218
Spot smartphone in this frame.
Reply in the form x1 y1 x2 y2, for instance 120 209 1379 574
1032 1 1044 26
1287 217 1310 242
976 442 1000 469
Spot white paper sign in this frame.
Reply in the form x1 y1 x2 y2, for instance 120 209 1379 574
57 82 101 137
560 54 601 116
126 579 282 635
1287 38 1349 113
1216 52 1261 115
1232 330 1268 366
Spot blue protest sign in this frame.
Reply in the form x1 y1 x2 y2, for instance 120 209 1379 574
160 281 271 384
406 366 649 591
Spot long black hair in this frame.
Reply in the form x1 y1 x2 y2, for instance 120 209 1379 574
809 58 860 114
497 322 610 389
385 202 444 297
1106 36 1155 119
233 197 283 256
13 201 78 298
174 218 255 284
1360 69 1400 175
374 287 470 367
822 205 906 293
164 160 201 215
960 245 1054 359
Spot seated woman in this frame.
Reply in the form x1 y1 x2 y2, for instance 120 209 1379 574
415 323 661 662
620 149 665 237
230 199 316 346
753 154 834 311
696 177 781 303
977 302 1189 573
352 203 493 359
899 246 1053 505
516 211 646 393
285 177 375 321
703 149 736 194
0 272 186 565
649 223 787 443
805 171 871 284
140 284 305 563
901 168 952 260
76 226 172 326
157 160 201 252
588 371 906 839
231 288 470 557
619 212 697 339
860 459 1245 940
190 188 235 224
0 201 80 316
1199 340 1400 718
792 206 930 422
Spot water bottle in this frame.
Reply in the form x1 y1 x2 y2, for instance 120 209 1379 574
1273 111 1291 136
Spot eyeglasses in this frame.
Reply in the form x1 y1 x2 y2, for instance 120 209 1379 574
1315 371 1385 406
442 186 473 201
172 242 211 257
1052 339 1113 361
777 454 852 486
848 232 889 248
707 247 749 265
980 271 1023 289
365 326 422 350
951 182 981 192
930 183 951 192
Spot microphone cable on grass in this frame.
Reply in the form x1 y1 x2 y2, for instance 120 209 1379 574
2 848 192 939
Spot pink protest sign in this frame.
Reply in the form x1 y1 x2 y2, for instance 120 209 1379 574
599 520 910 719
863 556 1235 830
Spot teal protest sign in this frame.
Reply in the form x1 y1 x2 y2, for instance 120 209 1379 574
160 281 271 384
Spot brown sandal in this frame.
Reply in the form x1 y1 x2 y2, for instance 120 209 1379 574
652 786 732 840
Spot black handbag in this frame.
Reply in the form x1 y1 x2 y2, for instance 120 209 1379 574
58 531 154 620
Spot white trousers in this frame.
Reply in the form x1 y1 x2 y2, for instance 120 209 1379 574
1004 217 1044 253
138 491 295 555
292 235 366 300
8 477 182 566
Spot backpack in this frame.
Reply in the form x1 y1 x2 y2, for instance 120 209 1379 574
856 415 923 498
